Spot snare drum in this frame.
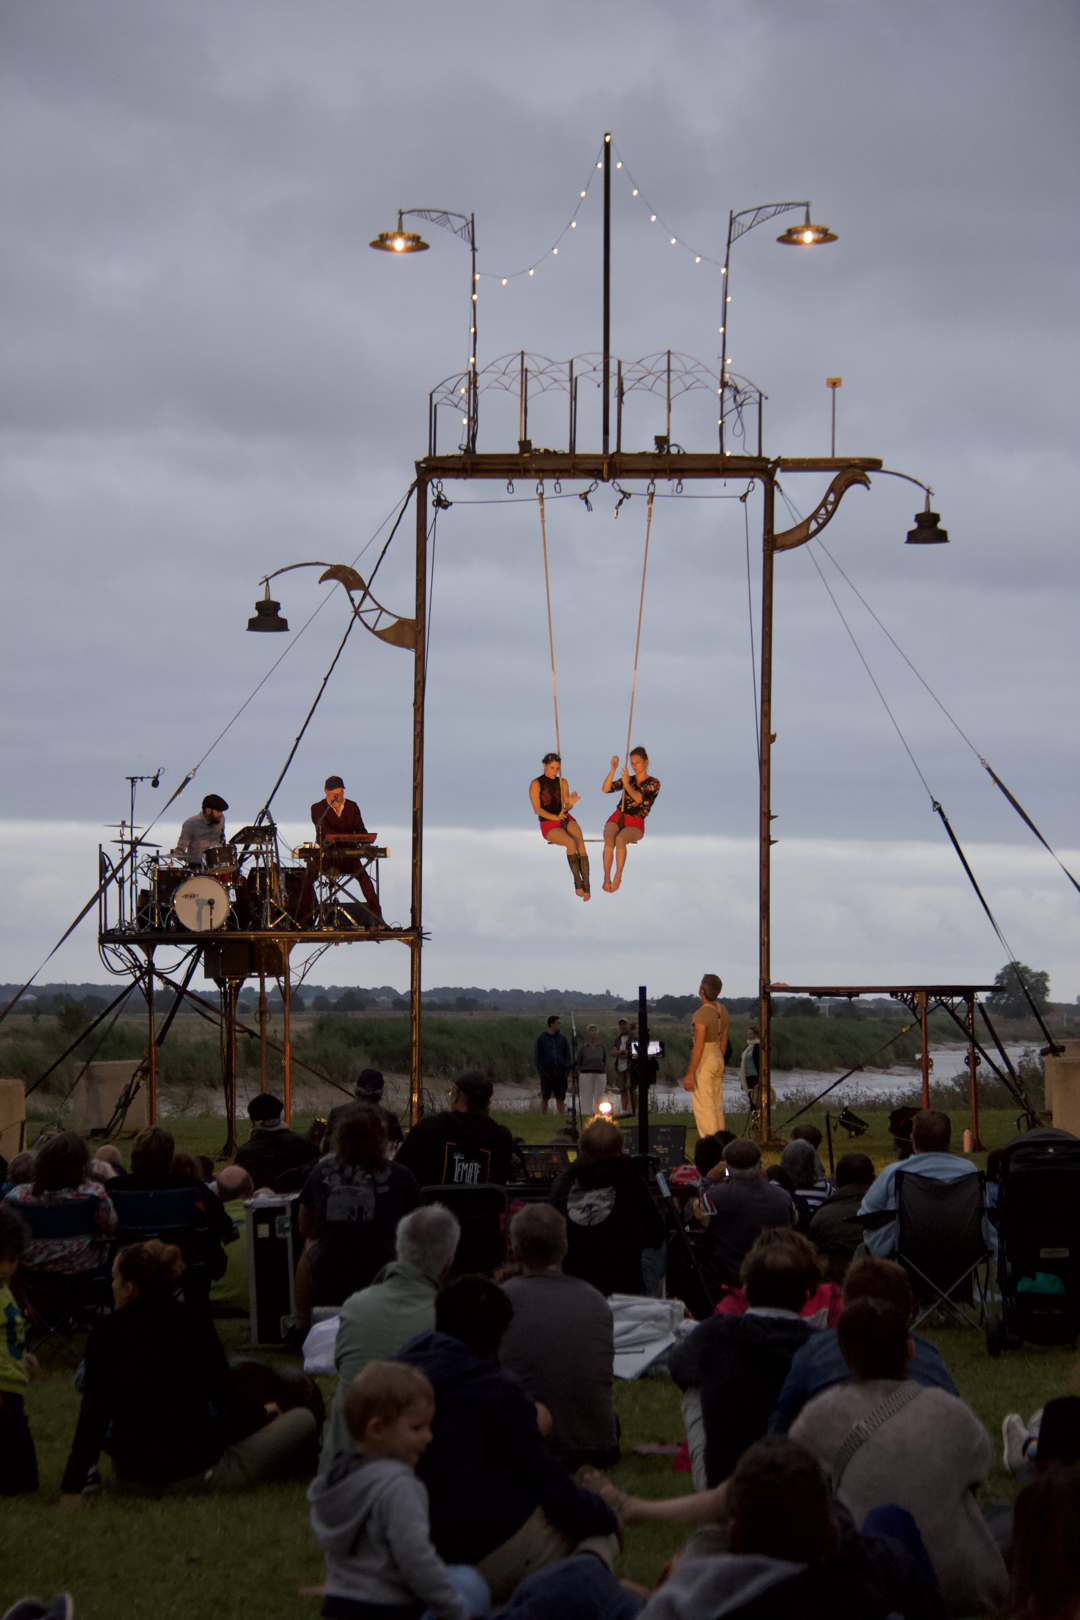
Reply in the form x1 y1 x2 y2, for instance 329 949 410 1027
205 843 238 874
171 874 232 932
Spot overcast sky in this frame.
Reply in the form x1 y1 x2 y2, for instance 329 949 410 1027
1 0 1077 1000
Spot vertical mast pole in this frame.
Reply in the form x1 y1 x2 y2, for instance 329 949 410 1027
757 472 776 1143
409 475 429 1124
602 132 611 455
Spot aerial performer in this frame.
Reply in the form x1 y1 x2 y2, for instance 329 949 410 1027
529 752 591 900
601 746 659 892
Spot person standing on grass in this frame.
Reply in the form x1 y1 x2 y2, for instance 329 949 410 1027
576 1027 608 1118
611 1020 635 1114
681 975 729 1138
534 1016 572 1118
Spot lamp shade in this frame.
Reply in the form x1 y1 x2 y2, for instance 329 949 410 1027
776 221 837 246
369 229 429 253
906 503 949 544
247 596 289 632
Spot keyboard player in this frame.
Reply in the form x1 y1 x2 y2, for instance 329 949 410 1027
311 775 382 920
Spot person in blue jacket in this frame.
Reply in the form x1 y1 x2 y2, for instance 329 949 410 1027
768 1254 957 1436
533 1015 572 1118
396 1276 618 1606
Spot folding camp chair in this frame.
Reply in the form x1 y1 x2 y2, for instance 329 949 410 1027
421 1184 509 1276
8 1198 111 1363
896 1170 992 1331
109 1186 215 1307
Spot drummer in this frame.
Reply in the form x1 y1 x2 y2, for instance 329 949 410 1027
173 794 228 868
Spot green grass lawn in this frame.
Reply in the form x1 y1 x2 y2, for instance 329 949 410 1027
1 1106 1068 1616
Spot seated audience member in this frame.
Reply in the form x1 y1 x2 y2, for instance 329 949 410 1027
396 1072 514 1188
713 1228 842 1328
93 1143 127 1180
309 1360 485 1620
765 1165 797 1197
984 1147 1002 1214
2 1151 36 1195
807 1152 876 1283
397 1276 618 1604
621 1437 941 1620
296 1106 422 1328
668 1231 820 1489
549 1119 665 1298
320 1203 461 1470
234 1092 320 1192
770 1255 957 1435
60 1240 316 1498
88 1158 118 1185
669 1132 734 1227
326 1069 404 1153
209 1166 255 1317
789 1296 1007 1613
789 1123 826 1161
3 1133 117 1274
1007 1462 1080 1620
121 1126 233 1244
1002 1394 1080 1479
780 1140 833 1230
0 1203 39 1495
500 1205 619 1470
702 1139 794 1288
858 1109 983 1259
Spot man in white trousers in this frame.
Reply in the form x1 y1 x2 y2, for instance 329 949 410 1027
682 974 728 1137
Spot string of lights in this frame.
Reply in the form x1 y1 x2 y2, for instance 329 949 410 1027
480 138 723 288
479 143 605 284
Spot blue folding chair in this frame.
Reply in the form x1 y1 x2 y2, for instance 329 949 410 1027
109 1185 213 1306
5 1196 111 1363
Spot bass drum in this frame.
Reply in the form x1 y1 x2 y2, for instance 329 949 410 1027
171 874 232 932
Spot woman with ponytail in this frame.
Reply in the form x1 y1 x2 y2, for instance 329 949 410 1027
61 1240 315 1501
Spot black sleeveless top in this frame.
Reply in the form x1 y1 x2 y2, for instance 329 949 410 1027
534 774 564 819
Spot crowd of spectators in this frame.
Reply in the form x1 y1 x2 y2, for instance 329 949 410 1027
2 1083 1075 1620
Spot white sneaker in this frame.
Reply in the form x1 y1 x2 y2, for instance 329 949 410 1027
1002 1412 1031 1472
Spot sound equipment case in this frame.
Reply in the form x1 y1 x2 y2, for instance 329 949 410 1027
244 1193 302 1345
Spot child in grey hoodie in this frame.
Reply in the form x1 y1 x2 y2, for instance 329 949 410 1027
309 1361 487 1620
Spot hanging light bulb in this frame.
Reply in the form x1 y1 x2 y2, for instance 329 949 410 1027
776 207 837 247
905 494 949 544
369 212 429 254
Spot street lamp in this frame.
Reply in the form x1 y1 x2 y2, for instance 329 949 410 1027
719 202 837 452
370 206 478 450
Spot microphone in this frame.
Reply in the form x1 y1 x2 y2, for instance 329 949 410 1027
151 769 162 789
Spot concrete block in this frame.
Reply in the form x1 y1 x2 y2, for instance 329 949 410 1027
0 1078 25 1158
1045 1040 1080 1137
70 1061 149 1136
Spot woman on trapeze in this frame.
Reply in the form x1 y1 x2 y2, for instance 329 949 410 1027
601 746 660 892
529 752 591 900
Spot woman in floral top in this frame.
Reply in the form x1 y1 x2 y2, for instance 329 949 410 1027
4 1132 117 1273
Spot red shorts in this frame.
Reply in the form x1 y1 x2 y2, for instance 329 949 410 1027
607 812 645 833
540 820 564 839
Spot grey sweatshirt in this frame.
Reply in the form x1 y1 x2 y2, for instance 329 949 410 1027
308 1449 467 1618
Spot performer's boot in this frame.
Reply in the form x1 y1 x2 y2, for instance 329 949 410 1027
578 852 591 896
567 850 583 892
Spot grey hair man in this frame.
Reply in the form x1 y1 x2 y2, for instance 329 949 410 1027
216 1164 254 1203
499 1204 618 1469
319 1202 461 1471
703 1138 795 1288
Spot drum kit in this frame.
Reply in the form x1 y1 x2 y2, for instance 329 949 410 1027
126 822 387 934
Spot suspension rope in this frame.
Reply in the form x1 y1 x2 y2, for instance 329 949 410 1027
623 487 655 768
538 486 561 760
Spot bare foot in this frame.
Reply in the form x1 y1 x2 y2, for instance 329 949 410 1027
582 892 591 901
602 879 613 892
611 876 622 891
575 887 585 898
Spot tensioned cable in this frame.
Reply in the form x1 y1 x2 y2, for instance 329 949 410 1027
812 537 1080 898
537 488 561 760
797 513 1062 1048
623 489 655 766
480 144 605 284
742 487 761 765
802 541 936 802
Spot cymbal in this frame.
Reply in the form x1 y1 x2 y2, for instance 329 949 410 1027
112 839 161 848
103 823 147 830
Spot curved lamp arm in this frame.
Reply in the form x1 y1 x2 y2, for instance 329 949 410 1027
257 561 416 651
400 208 475 248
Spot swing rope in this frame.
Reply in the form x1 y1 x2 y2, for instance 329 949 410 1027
623 487 655 770
538 487 561 760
